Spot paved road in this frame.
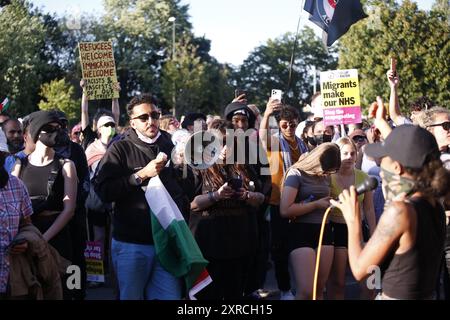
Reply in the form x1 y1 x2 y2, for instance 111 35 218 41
86 261 363 300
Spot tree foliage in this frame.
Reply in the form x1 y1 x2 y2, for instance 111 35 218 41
339 0 449 114
38 78 80 122
234 27 338 114
0 0 46 116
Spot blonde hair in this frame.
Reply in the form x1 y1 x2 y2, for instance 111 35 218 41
287 142 341 177
335 137 357 153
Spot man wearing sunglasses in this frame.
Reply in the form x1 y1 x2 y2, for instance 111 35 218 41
95 94 187 300
259 99 308 300
421 107 450 168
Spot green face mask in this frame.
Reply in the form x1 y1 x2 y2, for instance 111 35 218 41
100 126 115 144
380 167 415 202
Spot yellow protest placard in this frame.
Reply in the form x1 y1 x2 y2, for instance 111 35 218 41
320 69 362 126
79 41 119 100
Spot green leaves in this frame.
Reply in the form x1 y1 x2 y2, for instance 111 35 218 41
38 79 80 122
338 0 449 115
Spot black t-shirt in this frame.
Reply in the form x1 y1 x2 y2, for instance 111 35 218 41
81 125 97 151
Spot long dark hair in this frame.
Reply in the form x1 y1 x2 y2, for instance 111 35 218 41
405 152 450 198
0 151 10 188
200 119 250 190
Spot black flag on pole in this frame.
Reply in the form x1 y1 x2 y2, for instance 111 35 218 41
303 0 367 46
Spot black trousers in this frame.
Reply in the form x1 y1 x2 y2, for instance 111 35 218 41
269 205 291 292
197 255 254 300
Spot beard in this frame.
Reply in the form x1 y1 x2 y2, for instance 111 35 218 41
7 141 24 153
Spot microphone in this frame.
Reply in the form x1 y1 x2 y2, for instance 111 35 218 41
331 177 379 207
355 176 379 196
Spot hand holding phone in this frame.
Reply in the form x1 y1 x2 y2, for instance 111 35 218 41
228 177 243 191
390 57 397 76
271 89 282 101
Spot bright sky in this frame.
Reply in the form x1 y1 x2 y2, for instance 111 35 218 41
31 0 433 66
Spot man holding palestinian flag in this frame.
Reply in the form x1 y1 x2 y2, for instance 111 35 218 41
95 94 210 300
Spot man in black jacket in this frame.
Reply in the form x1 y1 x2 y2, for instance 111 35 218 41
95 94 184 300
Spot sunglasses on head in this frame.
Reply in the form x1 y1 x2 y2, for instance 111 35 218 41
428 121 450 131
102 122 116 128
280 122 297 129
132 111 161 122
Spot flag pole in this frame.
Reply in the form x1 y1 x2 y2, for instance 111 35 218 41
286 0 305 94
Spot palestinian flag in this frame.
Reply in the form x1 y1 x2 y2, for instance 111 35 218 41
0 97 10 112
145 175 212 300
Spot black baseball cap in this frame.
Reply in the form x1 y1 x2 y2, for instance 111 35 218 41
365 125 439 169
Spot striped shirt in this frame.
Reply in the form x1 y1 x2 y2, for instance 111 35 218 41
0 176 33 293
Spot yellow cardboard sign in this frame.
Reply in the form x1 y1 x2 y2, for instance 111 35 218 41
79 41 119 100
320 69 362 126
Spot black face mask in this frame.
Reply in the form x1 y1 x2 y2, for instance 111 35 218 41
39 129 69 148
313 134 333 146
307 136 317 146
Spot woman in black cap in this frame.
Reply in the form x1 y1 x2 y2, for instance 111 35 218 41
12 110 77 262
331 124 450 299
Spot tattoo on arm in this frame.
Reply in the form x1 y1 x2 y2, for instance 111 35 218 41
373 204 402 241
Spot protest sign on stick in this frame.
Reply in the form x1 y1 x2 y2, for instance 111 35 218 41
78 41 119 100
320 69 362 126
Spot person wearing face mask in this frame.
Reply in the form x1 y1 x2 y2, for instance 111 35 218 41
11 111 77 271
95 94 188 300
309 120 334 148
189 120 265 299
84 115 117 273
331 125 449 300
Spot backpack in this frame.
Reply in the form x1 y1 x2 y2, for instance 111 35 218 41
85 160 111 212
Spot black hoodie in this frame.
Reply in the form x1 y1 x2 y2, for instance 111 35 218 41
95 128 189 244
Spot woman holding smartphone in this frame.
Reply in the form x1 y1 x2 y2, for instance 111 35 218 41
190 119 265 299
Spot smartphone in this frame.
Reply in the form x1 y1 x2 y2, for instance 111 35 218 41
228 177 243 191
271 89 282 101
390 57 397 76
234 89 247 98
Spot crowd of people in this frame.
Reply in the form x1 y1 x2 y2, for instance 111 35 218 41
0 67 449 300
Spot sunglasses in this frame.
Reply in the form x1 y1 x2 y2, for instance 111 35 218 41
428 121 450 131
102 122 116 128
132 111 161 122
73 131 81 136
352 135 367 143
280 122 298 129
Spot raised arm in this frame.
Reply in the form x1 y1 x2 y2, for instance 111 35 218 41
387 70 402 125
259 97 281 151
80 79 89 130
331 187 406 280
112 82 121 124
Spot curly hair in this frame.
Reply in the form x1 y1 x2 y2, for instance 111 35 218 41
126 94 159 117
405 152 450 198
275 105 299 123
418 106 450 129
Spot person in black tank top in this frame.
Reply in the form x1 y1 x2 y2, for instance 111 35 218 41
331 125 449 299
11 111 77 262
